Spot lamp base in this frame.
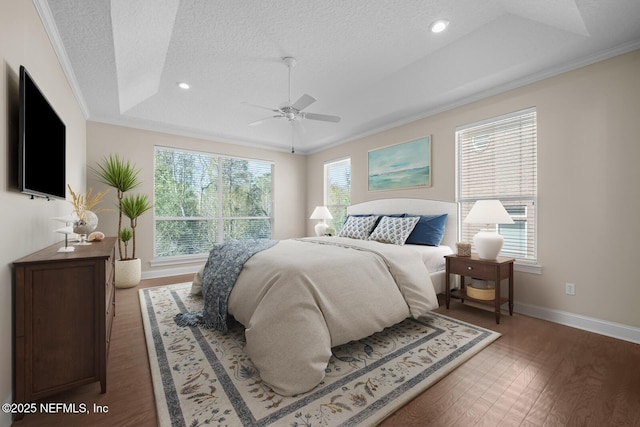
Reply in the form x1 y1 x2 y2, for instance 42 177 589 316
473 229 504 259
314 222 329 237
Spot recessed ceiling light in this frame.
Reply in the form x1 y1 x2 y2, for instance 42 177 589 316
177 82 190 89
430 19 449 33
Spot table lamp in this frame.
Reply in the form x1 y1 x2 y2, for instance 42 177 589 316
463 200 514 259
310 206 333 236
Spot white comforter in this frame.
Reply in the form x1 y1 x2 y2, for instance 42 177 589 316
226 236 439 396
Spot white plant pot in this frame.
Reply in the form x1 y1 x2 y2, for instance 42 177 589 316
115 258 141 288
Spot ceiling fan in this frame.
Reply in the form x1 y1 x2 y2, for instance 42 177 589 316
246 57 341 131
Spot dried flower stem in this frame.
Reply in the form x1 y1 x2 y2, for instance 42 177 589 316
68 184 109 221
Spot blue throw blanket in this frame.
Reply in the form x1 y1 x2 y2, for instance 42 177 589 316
174 239 278 332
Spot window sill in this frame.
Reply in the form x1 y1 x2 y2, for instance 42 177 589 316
515 261 543 274
149 254 208 268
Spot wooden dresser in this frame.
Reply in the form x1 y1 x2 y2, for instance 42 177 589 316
13 237 116 408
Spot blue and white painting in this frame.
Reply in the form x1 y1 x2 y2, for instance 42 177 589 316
368 136 431 191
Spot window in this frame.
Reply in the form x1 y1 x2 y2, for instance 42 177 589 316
324 158 351 231
154 147 273 258
456 108 537 263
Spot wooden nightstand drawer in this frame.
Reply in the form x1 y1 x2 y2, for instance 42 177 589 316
447 258 494 279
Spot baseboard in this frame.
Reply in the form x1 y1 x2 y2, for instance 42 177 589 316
514 302 640 345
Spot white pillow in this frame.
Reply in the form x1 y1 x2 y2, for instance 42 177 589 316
368 216 420 245
338 215 379 239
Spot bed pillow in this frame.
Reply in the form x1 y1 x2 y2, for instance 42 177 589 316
368 215 420 245
338 215 379 239
404 214 448 246
346 213 402 229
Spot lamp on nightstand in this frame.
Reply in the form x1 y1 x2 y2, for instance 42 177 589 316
310 206 333 236
463 200 514 259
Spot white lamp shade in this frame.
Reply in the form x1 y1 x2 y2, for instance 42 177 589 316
463 200 514 224
309 206 333 220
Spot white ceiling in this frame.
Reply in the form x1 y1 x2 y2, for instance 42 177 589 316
37 0 640 154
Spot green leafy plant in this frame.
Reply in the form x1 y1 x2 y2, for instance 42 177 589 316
119 227 133 260
120 194 153 260
91 154 143 260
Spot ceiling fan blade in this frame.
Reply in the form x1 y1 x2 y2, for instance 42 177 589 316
243 101 280 113
291 94 316 111
302 112 341 123
248 115 283 126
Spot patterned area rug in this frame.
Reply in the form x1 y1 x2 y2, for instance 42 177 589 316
140 283 500 427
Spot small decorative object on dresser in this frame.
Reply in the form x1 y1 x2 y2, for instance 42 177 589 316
67 184 109 245
12 237 117 419
456 241 471 256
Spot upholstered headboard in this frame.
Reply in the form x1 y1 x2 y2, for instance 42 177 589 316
347 198 458 249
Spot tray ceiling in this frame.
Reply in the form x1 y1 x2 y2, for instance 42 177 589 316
37 0 640 153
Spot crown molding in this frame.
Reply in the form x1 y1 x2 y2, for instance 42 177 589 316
32 0 90 119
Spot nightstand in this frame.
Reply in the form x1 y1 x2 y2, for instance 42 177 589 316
445 254 515 324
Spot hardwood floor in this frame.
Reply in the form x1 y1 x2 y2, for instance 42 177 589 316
12 275 640 426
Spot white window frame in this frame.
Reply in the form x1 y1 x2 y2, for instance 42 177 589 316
456 108 541 273
324 157 351 232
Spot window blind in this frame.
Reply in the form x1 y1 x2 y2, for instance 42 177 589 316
324 158 351 231
456 108 537 262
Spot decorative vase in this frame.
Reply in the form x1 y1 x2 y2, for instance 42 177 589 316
73 210 99 245
115 258 141 288
73 210 98 234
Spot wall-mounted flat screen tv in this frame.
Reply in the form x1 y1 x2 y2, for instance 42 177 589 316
18 65 66 200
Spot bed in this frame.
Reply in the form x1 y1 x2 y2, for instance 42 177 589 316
345 198 457 294
184 198 458 396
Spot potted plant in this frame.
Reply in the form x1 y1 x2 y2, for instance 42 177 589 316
115 194 153 287
91 154 152 288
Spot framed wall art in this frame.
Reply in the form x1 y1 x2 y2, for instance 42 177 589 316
368 135 431 191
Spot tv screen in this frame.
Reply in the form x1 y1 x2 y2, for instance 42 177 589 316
18 65 66 200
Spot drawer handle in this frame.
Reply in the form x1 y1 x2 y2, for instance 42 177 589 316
467 266 473 270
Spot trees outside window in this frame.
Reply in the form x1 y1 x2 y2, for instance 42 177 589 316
154 147 273 257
